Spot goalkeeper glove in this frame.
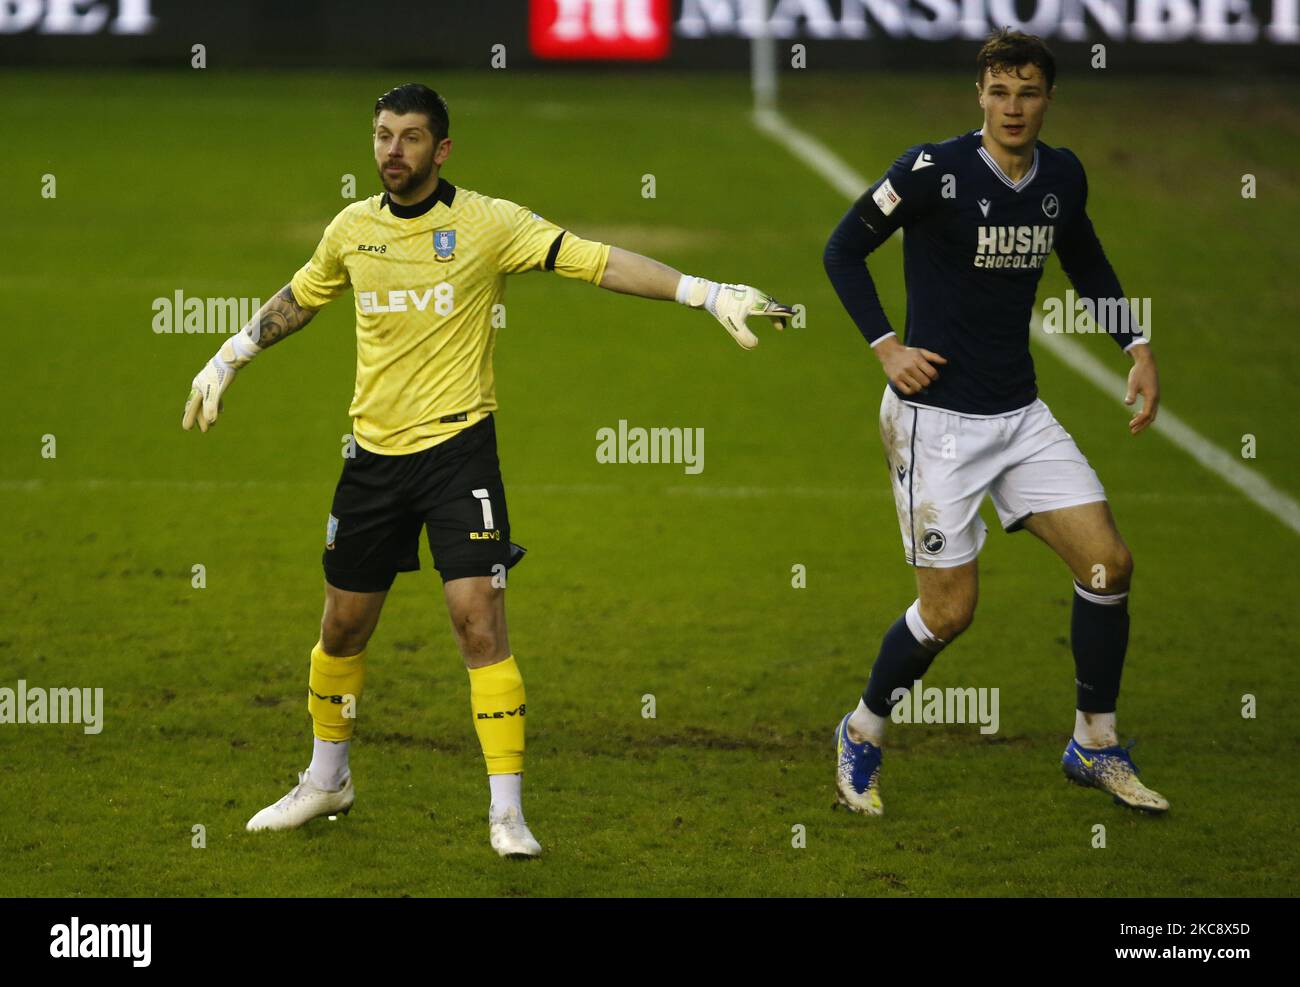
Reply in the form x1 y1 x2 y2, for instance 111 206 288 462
676 275 794 350
181 326 262 432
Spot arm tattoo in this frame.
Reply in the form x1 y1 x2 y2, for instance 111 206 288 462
249 283 317 349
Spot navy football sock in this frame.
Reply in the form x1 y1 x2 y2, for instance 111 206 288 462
1071 582 1129 713
862 601 948 717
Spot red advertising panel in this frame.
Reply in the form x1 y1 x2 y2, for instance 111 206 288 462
530 0 671 60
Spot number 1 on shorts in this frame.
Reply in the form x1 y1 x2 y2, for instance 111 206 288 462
472 488 494 529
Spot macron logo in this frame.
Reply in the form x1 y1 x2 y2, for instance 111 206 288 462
911 152 935 171
50 917 151 968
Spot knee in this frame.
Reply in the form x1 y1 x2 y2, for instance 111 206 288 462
320 612 371 657
919 599 976 643
452 607 501 662
1090 546 1133 593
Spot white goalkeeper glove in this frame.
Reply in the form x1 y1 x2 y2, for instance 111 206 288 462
181 326 262 432
676 275 795 349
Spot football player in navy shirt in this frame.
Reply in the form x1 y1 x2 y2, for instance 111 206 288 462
825 29 1167 815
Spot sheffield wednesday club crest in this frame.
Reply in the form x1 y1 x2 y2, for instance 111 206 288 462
434 229 456 261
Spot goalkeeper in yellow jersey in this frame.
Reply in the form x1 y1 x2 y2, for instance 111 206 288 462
180 83 792 858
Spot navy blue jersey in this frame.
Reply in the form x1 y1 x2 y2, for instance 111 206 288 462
824 131 1143 415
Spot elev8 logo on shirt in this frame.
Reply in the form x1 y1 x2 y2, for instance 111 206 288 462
358 284 455 315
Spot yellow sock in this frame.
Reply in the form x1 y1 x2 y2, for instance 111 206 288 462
468 655 526 775
308 641 366 742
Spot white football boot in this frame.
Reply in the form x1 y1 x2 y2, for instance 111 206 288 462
1062 739 1169 814
835 713 884 815
489 805 542 858
246 770 355 832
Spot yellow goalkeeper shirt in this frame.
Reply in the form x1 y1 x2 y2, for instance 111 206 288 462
290 179 610 454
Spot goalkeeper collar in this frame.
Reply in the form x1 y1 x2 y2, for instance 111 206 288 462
382 179 456 219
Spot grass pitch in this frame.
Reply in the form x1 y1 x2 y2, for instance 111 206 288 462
1 68 1297 897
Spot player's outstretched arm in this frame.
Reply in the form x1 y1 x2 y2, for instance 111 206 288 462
181 283 318 433
597 245 793 349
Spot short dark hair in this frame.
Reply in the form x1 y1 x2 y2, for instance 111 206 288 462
374 83 450 142
977 28 1056 91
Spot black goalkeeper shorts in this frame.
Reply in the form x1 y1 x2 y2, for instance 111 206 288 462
322 414 525 593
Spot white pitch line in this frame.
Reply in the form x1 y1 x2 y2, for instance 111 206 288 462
754 108 865 200
753 107 1300 536
1032 323 1300 533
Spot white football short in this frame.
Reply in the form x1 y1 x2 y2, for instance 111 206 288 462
879 386 1106 568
